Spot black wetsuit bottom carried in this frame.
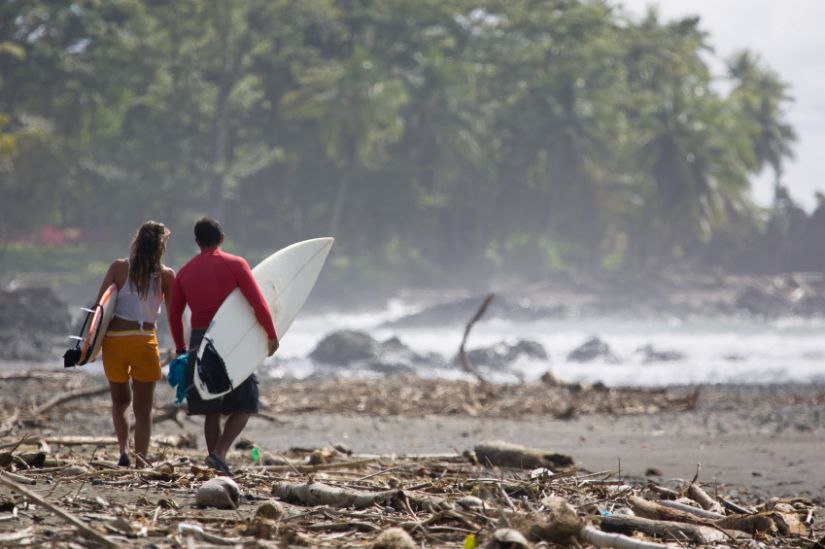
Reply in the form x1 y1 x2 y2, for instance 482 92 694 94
185 329 259 416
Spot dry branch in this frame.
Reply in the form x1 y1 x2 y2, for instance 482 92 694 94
629 495 712 525
687 482 725 515
273 480 403 509
658 500 725 520
33 385 109 416
580 525 679 549
458 293 494 385
599 514 729 544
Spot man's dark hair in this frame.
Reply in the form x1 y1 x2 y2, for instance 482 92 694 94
194 217 223 248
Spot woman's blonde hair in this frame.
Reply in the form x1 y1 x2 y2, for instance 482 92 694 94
129 221 170 298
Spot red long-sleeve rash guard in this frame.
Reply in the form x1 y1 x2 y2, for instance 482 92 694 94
169 247 277 351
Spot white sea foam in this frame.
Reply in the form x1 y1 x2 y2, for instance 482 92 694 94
273 308 825 387
55 303 825 388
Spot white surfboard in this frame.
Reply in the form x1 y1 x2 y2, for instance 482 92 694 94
194 237 333 399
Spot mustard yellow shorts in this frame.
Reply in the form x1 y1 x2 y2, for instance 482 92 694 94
101 331 162 383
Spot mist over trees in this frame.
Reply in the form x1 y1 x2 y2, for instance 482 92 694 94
0 0 811 290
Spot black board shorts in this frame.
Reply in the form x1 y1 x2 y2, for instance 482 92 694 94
185 330 259 416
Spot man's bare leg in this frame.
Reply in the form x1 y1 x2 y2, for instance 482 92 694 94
213 412 251 462
204 413 222 455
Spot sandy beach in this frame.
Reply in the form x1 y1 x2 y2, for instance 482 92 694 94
1 366 825 547
4 368 824 497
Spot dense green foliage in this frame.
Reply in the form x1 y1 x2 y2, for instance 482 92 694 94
0 0 800 287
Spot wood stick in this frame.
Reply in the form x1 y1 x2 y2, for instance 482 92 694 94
0 471 123 548
1 470 35 485
33 386 110 416
177 523 240 546
599 514 729 544
719 495 755 515
0 371 74 381
628 495 710 525
646 482 680 500
687 482 725 514
0 527 35 543
19 434 191 448
252 457 379 473
579 525 679 548
272 480 402 509
458 294 494 385
658 500 724 520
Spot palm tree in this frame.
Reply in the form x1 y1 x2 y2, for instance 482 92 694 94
626 13 752 263
727 50 796 201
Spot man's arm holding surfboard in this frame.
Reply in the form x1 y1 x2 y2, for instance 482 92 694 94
231 257 279 356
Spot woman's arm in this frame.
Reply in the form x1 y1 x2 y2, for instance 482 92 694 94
95 260 121 303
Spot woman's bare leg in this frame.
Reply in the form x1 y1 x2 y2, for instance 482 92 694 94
109 382 131 456
131 380 155 461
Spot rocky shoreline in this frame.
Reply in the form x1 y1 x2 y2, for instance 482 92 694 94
5 271 825 366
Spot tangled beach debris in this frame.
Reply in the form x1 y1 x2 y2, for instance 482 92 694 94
0 435 822 548
1 370 824 548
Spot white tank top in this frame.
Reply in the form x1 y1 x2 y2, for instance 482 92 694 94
114 261 163 326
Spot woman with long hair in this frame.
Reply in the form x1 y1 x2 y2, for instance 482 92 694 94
94 221 175 467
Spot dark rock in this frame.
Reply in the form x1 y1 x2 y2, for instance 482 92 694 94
455 339 548 369
567 337 620 363
309 330 443 374
592 381 609 392
540 370 561 386
309 330 379 365
636 344 685 363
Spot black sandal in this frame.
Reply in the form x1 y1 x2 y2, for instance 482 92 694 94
205 453 232 475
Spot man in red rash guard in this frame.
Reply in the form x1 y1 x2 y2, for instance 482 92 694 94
169 217 278 474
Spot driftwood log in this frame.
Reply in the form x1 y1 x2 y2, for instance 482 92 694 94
658 500 725 520
629 495 714 525
580 525 679 548
273 480 403 509
474 440 574 470
600 514 730 544
687 482 726 515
